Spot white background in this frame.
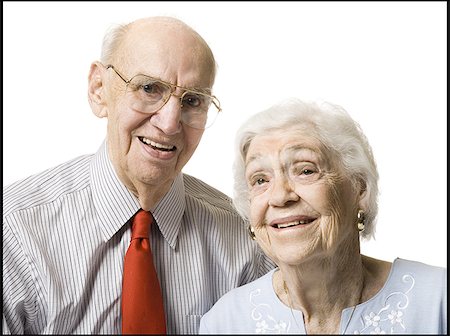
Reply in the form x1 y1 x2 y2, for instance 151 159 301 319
3 2 446 268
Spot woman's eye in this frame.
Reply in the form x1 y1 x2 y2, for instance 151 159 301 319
255 178 267 185
292 163 320 180
248 175 268 187
302 169 314 175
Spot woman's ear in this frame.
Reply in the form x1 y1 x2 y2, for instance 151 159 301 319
357 177 369 209
88 62 108 118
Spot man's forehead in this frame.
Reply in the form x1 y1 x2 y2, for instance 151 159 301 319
112 17 215 88
125 17 198 47
119 23 210 66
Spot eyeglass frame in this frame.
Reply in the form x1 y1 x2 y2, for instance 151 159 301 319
104 64 222 129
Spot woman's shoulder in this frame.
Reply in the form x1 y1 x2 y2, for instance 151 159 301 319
378 257 446 301
202 270 276 314
362 255 446 281
352 257 446 334
393 257 446 277
199 269 278 333
361 255 446 303
210 268 276 309
392 257 447 289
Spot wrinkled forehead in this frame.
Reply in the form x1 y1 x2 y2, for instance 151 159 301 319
246 127 324 160
245 127 342 176
248 126 323 153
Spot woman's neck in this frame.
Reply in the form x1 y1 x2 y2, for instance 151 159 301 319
274 248 366 326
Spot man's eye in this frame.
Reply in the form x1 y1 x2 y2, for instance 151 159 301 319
183 94 203 108
141 82 165 96
184 93 212 109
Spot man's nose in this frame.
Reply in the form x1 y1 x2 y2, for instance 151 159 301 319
150 95 182 135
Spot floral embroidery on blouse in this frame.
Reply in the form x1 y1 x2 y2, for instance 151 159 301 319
352 274 415 334
250 288 290 333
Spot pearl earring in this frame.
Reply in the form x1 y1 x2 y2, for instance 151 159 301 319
357 209 365 232
248 226 256 240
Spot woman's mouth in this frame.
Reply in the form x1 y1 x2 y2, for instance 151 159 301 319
270 217 317 229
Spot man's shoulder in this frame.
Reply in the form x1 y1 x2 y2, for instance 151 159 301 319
3 154 94 217
182 173 239 215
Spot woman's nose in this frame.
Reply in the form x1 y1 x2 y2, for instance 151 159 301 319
268 177 300 207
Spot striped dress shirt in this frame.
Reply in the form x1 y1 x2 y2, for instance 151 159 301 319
3 141 275 334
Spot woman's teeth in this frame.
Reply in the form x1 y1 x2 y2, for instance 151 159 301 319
276 219 314 229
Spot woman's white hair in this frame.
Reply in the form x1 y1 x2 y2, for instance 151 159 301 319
232 98 379 240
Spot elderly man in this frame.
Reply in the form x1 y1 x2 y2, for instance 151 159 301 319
3 17 274 334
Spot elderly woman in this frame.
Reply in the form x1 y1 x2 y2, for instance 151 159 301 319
199 98 446 334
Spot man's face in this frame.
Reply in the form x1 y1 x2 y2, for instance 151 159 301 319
101 20 215 203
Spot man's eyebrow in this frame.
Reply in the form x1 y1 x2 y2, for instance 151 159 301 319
189 87 212 95
133 72 213 94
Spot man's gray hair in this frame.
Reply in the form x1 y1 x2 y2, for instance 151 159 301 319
100 23 128 65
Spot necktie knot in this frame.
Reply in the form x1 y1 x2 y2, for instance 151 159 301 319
131 209 152 240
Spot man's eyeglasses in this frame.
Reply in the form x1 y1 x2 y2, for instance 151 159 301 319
105 64 221 129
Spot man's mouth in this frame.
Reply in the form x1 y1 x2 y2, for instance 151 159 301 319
138 136 176 152
271 218 316 229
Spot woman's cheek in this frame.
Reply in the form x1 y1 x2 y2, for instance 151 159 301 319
249 196 272 255
249 193 268 227
295 183 333 215
254 225 277 263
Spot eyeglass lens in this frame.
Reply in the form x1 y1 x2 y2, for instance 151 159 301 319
127 75 219 129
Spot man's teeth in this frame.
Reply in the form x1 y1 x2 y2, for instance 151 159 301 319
277 220 312 229
140 137 175 151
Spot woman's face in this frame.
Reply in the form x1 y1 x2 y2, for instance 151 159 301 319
245 127 359 267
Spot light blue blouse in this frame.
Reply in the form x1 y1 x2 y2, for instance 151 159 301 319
199 258 447 334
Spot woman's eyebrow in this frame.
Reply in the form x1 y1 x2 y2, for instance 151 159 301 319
246 153 268 166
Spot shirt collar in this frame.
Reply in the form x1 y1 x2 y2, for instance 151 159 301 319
90 141 140 241
90 140 185 248
153 173 185 250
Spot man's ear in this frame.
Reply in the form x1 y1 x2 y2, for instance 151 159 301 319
88 62 108 118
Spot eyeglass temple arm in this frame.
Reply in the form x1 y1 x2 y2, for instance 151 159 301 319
212 99 222 112
105 64 130 84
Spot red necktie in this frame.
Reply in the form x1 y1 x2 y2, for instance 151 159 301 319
122 209 166 334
